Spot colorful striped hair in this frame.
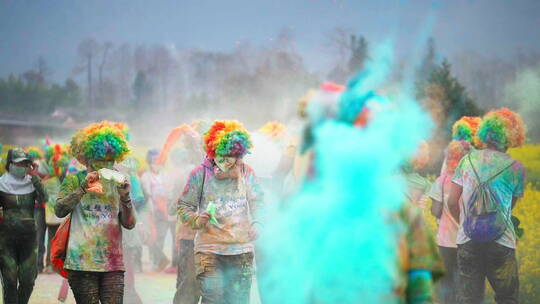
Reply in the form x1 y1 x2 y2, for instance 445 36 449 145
445 140 472 173
203 120 252 159
451 116 482 145
71 121 130 163
25 146 44 160
44 143 70 177
477 108 526 150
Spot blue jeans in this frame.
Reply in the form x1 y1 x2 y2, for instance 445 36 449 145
196 252 253 304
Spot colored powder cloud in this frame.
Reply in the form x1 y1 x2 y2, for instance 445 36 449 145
257 41 432 304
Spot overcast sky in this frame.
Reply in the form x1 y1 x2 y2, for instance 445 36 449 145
1 0 539 82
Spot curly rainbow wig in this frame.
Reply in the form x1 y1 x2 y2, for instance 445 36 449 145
71 121 130 164
44 143 70 177
477 108 526 151
451 116 482 145
25 146 44 161
203 120 252 159
445 140 472 173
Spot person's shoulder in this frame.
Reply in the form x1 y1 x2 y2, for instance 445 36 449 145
510 159 525 173
188 164 207 179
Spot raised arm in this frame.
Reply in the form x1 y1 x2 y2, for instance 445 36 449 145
55 173 86 218
31 175 48 205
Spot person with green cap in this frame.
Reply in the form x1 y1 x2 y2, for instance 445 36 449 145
0 148 48 304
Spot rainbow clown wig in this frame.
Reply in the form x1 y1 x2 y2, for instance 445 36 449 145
70 121 130 164
25 146 44 161
452 116 482 145
477 108 526 151
44 143 70 177
203 120 252 159
445 140 472 173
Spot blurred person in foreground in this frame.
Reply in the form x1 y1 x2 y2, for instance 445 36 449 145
448 108 526 304
0 148 48 304
55 121 136 304
337 81 445 302
178 120 263 304
259 79 443 303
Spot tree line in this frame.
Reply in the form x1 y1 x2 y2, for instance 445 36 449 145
1 29 539 142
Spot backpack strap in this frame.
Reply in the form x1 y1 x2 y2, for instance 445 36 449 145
197 166 206 212
467 153 515 185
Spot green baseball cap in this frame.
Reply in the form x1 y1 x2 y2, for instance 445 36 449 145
11 148 30 163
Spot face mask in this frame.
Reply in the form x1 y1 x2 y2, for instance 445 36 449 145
9 163 28 178
91 160 115 171
214 156 237 173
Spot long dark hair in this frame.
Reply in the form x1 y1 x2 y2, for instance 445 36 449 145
4 149 13 171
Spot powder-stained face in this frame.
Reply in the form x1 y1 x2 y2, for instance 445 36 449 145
214 155 238 172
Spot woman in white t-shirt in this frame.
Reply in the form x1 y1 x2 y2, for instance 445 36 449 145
428 140 472 304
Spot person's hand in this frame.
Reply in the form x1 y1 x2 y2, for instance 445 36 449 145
198 211 211 227
117 181 131 200
248 225 259 241
86 171 99 183
28 162 39 177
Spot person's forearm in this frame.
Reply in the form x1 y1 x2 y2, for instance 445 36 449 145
32 175 48 204
119 199 137 229
447 183 462 222
55 184 86 218
178 201 203 229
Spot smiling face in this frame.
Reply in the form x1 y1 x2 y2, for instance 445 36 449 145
214 155 238 172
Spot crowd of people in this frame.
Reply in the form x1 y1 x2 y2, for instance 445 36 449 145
0 80 528 304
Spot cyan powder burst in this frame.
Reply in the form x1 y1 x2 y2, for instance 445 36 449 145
257 41 432 304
